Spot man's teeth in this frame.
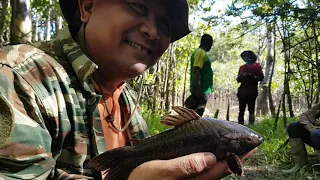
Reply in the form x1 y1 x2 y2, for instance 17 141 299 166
128 41 148 53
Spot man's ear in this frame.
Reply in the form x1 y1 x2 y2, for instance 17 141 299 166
78 0 94 23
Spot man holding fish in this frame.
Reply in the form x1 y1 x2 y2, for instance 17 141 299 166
0 0 258 179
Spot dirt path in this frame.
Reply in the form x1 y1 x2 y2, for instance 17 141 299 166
222 159 320 180
228 165 278 180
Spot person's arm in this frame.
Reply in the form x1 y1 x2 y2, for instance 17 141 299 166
254 63 264 81
236 68 242 83
129 148 258 180
0 64 56 179
0 57 92 180
299 102 320 132
193 49 206 97
236 66 249 83
193 67 202 97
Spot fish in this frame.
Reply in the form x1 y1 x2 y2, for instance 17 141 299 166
88 106 264 180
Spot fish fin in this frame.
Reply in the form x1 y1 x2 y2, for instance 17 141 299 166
224 133 241 140
226 153 244 176
88 146 137 180
161 106 201 126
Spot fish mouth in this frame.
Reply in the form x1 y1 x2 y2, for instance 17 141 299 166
258 136 264 144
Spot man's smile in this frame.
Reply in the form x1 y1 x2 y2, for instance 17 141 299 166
125 39 153 55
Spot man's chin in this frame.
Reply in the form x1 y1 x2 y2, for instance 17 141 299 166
129 64 149 76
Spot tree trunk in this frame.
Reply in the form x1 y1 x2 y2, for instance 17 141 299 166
311 20 320 104
152 63 160 113
256 23 274 116
45 0 52 41
286 36 294 118
268 28 277 117
165 43 177 111
171 43 177 107
282 91 287 127
32 10 39 42
164 45 172 111
0 0 9 46
182 56 190 106
273 98 282 130
10 0 32 44
55 16 63 36
282 26 288 127
4 25 9 44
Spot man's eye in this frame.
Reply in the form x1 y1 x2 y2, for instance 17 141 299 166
130 3 147 16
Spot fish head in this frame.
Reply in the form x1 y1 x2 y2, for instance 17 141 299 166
230 131 264 152
217 120 264 155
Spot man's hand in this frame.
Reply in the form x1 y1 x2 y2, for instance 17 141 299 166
237 72 250 81
129 148 258 180
241 72 248 76
241 72 254 77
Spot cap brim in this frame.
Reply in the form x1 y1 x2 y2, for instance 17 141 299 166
60 0 193 42
169 0 192 42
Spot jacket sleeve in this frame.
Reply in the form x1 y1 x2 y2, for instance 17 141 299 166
299 102 320 131
0 64 56 179
254 63 264 81
193 49 207 69
236 67 243 83
0 57 94 179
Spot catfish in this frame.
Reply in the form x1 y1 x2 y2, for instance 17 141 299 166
88 106 264 180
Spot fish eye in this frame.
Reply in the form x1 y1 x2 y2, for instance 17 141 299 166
247 137 252 141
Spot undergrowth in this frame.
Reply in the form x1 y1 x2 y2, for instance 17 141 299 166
238 117 320 180
143 110 320 180
142 108 171 136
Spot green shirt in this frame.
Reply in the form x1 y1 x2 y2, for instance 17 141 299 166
190 48 214 95
0 28 149 179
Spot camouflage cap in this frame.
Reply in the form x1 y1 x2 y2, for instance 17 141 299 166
59 0 192 42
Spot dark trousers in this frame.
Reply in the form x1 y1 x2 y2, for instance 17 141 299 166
287 122 320 150
195 95 209 117
238 94 257 125
185 94 210 117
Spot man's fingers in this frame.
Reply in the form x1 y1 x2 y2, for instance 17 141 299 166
191 160 231 180
165 152 217 179
191 148 259 180
130 149 258 180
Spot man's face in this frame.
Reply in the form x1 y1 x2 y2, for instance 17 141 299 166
242 52 252 61
82 0 171 80
207 42 213 51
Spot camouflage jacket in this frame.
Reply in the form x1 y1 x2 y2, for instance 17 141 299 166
299 102 320 132
0 29 149 180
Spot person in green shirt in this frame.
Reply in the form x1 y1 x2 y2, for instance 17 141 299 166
185 34 214 116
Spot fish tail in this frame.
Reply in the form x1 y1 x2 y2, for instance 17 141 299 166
88 146 137 180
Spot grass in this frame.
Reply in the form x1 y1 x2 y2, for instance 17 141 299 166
237 117 320 180
143 110 320 180
142 107 171 136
